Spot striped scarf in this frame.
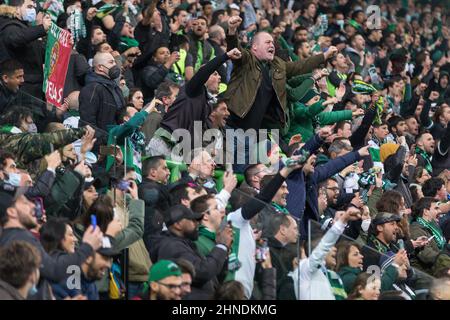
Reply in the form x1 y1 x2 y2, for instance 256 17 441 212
324 268 347 300
416 217 446 250
415 147 433 175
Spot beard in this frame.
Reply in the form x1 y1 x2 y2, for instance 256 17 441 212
85 264 105 281
184 228 199 241
19 213 37 230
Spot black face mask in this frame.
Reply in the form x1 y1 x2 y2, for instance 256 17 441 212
104 65 121 80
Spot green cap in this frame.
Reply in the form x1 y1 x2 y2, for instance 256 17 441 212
432 50 444 63
299 88 320 104
148 260 182 283
372 212 401 226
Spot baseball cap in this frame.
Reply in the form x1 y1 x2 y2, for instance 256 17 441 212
164 205 204 227
229 3 239 11
372 212 401 226
97 236 117 257
148 260 182 283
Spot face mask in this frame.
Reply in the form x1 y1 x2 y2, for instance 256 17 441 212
28 123 38 133
6 172 21 187
28 284 38 297
104 65 121 80
23 8 36 23
361 219 371 233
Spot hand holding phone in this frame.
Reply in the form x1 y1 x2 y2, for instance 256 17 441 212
91 215 97 230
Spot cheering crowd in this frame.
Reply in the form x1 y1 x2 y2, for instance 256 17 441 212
0 0 450 301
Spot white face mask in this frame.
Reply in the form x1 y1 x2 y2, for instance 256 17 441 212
361 219 371 233
6 172 22 187
23 8 36 23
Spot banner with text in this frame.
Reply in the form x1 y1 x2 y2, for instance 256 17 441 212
43 22 72 108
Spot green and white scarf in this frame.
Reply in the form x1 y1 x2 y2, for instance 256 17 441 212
415 146 433 175
416 217 445 250
67 9 86 46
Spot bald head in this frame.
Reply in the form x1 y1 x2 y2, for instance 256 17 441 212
93 52 113 67
251 32 275 61
209 25 225 40
93 52 116 78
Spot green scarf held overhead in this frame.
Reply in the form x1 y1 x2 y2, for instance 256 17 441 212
96 3 121 19
415 146 433 174
68 9 86 46
118 36 139 52
416 217 446 250
351 80 384 124
373 96 384 125
351 79 377 95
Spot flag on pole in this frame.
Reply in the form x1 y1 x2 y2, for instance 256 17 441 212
43 22 72 108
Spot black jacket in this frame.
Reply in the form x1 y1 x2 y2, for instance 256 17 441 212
63 51 90 98
0 227 93 283
0 80 17 114
141 61 171 102
268 237 297 300
0 7 46 84
159 53 228 139
149 230 228 300
79 71 125 142
138 178 170 251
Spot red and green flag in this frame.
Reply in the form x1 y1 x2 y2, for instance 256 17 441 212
43 23 72 108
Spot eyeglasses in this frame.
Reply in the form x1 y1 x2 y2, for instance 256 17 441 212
157 282 182 290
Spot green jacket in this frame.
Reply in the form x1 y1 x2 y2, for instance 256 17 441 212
285 100 352 142
106 110 149 182
223 33 325 132
0 127 86 169
45 169 84 221
432 245 450 277
409 221 441 273
338 265 398 294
